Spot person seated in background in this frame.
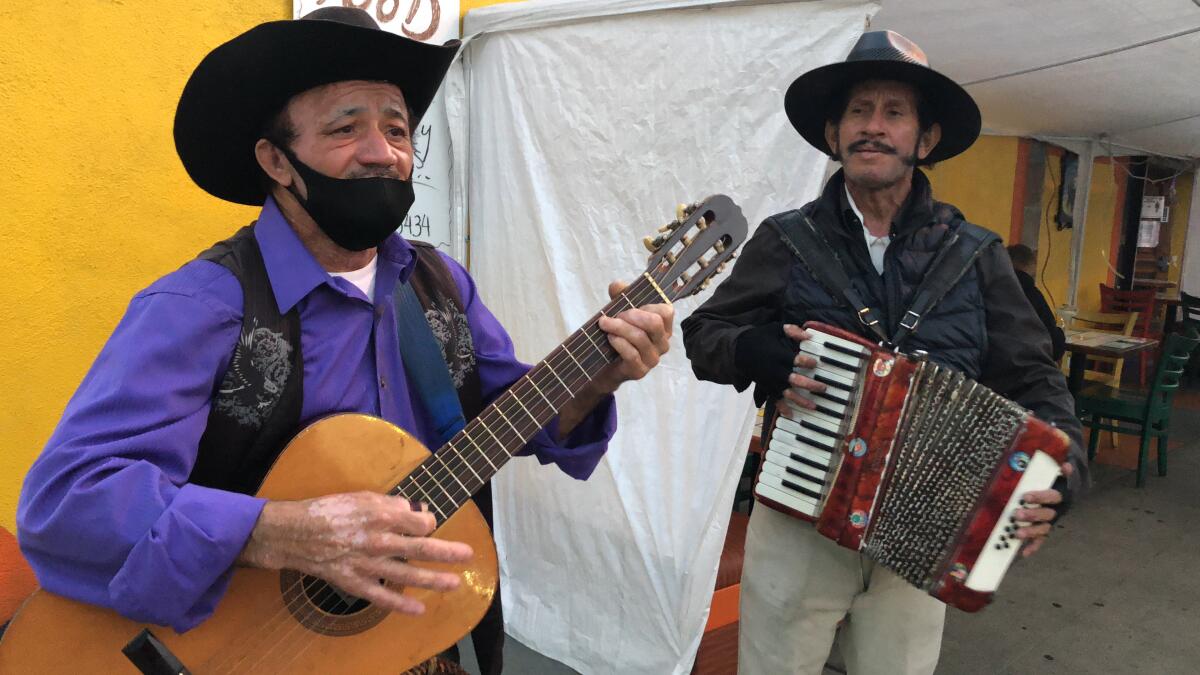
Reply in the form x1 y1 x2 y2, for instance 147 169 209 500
1006 244 1066 361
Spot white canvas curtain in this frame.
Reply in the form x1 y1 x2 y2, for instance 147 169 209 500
448 2 876 672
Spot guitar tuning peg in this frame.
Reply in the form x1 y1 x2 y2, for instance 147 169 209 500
680 271 692 285
665 251 678 264
716 262 728 274
700 278 712 291
658 221 678 233
676 203 687 222
697 257 710 269
696 216 708 230
643 236 660 253
714 240 726 253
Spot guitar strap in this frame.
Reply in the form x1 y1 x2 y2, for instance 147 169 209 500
393 282 467 446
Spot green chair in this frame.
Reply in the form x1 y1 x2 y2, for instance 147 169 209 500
1075 327 1200 487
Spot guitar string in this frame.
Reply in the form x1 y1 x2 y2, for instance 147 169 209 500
220 279 665 675
240 279 665 674
222 238 725 673
202 277 673 674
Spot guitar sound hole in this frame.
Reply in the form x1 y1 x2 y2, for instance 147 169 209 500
301 575 372 615
279 570 391 636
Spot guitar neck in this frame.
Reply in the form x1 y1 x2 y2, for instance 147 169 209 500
389 273 669 523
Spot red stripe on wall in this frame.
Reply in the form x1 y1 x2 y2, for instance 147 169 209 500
1009 138 1032 244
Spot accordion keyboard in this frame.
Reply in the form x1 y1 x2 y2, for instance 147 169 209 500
755 331 872 517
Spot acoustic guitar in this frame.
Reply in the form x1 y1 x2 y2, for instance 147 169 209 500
0 195 747 674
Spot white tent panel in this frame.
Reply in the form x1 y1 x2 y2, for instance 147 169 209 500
875 0 1200 85
456 1 876 672
968 33 1200 139
1119 117 1200 160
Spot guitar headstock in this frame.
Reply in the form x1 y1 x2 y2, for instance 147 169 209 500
642 194 748 301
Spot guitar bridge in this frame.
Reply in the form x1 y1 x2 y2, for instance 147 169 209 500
122 628 192 675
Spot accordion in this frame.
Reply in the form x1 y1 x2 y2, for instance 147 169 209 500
753 322 1070 612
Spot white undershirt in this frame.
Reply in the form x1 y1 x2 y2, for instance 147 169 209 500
329 254 378 302
845 186 890 275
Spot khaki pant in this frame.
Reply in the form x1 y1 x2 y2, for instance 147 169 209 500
738 506 946 675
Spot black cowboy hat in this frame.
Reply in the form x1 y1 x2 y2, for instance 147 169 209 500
174 7 459 206
784 30 980 164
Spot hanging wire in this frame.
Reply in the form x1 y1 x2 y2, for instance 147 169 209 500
1040 148 1059 311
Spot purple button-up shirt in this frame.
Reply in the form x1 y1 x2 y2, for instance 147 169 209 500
17 197 616 632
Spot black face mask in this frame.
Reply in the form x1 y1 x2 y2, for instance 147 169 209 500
279 147 415 251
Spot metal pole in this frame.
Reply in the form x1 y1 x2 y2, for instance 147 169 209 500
1066 140 1097 308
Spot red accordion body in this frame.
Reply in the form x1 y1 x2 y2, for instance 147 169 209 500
753 322 1071 612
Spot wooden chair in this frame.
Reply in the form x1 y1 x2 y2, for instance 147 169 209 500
1099 284 1160 384
1076 328 1200 487
1067 310 1139 386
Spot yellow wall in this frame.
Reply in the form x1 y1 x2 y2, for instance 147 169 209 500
0 0 524 536
0 3 291 531
926 135 1127 316
1033 153 1124 314
925 135 1020 241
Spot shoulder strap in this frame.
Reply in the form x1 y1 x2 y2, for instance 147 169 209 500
891 222 997 347
393 280 467 447
193 225 304 495
767 210 891 343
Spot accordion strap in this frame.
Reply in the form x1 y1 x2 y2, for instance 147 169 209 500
768 210 891 344
892 224 995 346
769 210 996 348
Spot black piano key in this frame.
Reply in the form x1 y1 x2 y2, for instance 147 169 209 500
789 452 829 472
781 477 823 501
811 388 850 406
823 341 867 359
819 354 859 373
814 373 854 393
814 404 844 419
795 433 835 452
798 419 838 439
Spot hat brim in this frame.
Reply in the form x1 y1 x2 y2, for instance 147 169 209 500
784 60 981 163
174 20 459 206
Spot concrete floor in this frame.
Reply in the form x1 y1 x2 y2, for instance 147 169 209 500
457 391 1200 675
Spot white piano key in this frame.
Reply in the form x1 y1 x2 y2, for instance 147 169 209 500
794 364 858 390
779 397 845 429
963 451 1062 592
768 433 834 467
806 329 874 357
798 339 867 376
777 411 841 440
760 461 828 502
756 472 820 515
764 448 830 483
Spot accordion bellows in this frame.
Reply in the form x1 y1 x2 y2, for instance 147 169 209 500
754 322 1070 612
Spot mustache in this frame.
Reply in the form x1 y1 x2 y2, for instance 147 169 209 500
847 140 898 155
346 168 405 179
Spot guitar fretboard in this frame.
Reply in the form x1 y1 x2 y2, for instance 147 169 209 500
388 274 669 524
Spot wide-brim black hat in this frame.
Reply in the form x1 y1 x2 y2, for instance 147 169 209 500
174 7 459 206
784 30 980 164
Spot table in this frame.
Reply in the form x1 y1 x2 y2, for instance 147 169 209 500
1064 330 1159 394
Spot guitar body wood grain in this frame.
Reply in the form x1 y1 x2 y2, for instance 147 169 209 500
0 413 498 673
